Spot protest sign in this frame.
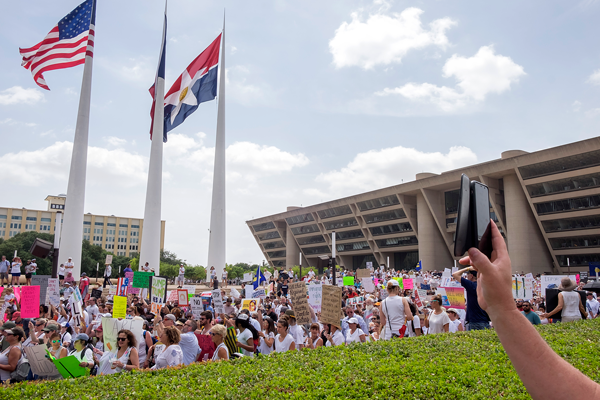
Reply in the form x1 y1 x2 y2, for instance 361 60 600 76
47 278 60 307
366 261 373 269
414 289 424 309
436 288 451 307
242 299 261 312
440 276 461 288
403 278 414 290
211 289 224 314
125 272 140 295
50 354 89 378
191 297 203 319
443 268 451 277
307 283 322 312
540 275 577 297
102 317 143 354
167 290 178 303
150 276 167 304
133 271 154 289
420 284 431 290
416 276 424 286
116 277 128 297
361 277 375 293
31 275 50 305
321 285 342 327
347 296 364 308
112 295 127 319
177 290 189 306
20 285 40 318
91 288 103 300
288 282 311 325
108 285 117 295
580 271 589 283
183 285 196 300
524 275 534 300
393 277 404 290
229 287 240 299
356 269 370 279
73 287 82 303
105 254 113 265
343 276 354 286
336 279 343 287
251 288 267 299
243 273 253 282
25 345 59 377
443 287 466 309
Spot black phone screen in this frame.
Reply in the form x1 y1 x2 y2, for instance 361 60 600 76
471 181 492 258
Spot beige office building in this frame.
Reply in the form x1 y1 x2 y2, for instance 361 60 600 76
0 195 166 257
247 137 600 274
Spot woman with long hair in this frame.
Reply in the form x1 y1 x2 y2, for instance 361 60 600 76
235 314 258 357
424 294 450 334
273 318 295 353
305 323 323 349
258 316 276 355
98 329 139 375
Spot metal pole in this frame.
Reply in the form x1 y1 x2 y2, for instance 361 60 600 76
96 262 99 284
51 211 63 278
299 252 302 281
331 231 336 286
567 257 570 275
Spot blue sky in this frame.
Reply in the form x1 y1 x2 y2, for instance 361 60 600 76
1 0 600 266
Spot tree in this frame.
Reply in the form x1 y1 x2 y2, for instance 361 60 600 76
0 231 54 275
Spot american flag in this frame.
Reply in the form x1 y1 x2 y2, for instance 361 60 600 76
19 0 96 90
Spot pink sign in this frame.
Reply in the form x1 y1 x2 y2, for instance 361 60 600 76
20 286 40 318
13 287 20 304
576 274 580 284
374 278 379 286
126 272 140 294
403 278 414 290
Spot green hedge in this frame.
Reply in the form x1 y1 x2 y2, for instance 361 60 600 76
4 318 600 399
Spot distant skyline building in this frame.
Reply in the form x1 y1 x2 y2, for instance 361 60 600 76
0 195 165 258
247 137 600 275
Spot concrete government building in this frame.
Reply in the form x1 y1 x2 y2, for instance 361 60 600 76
0 195 166 257
247 137 600 275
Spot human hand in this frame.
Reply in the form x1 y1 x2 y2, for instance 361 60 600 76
459 220 516 320
79 362 88 367
29 321 34 331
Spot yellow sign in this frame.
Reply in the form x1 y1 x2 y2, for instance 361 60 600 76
112 295 127 319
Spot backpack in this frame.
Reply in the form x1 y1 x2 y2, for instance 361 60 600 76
74 345 98 376
9 347 30 382
143 330 157 353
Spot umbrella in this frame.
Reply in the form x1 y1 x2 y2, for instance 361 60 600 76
582 281 600 294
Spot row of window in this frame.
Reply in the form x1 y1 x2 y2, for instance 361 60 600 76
297 235 325 246
0 223 5 229
257 231 280 241
285 213 314 226
364 209 406 224
50 204 64 209
376 235 418 248
526 172 600 198
542 215 600 233
267 250 286 259
549 235 600 249
357 195 400 212
263 240 285 249
10 223 21 229
324 217 358 231
556 254 600 267
337 241 370 252
370 222 413 236
519 149 600 180
291 224 320 236
317 205 352 220
253 222 276 232
535 195 600 215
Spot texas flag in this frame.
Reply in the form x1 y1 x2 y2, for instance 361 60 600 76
163 33 221 134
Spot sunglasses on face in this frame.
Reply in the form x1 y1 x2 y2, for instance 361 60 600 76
209 332 219 336
117 337 127 341
51 340 60 344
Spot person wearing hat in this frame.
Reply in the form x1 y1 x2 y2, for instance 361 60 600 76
0 322 17 352
324 321 344 347
0 326 25 383
177 264 185 288
69 333 95 369
235 313 258 358
284 309 305 350
447 308 464 332
542 278 587 322
60 322 73 349
345 317 366 344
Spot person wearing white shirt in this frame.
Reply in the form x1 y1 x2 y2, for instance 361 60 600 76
103 264 112 288
325 324 344 347
177 264 185 288
284 310 305 350
178 320 200 365
85 298 100 326
586 292 599 319
58 263 66 285
447 308 464 333
142 262 152 272
64 257 75 283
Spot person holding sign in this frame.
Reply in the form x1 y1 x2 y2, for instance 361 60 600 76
68 333 95 370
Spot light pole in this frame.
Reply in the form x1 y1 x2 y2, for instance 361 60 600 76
331 231 336 286
51 211 63 278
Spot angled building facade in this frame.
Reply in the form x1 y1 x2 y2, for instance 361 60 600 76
246 137 600 274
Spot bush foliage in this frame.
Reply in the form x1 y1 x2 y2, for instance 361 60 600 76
3 318 600 399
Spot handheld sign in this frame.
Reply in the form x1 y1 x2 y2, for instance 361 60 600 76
288 282 311 325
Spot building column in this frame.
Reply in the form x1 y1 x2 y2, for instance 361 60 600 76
417 193 454 271
285 225 300 270
503 173 554 274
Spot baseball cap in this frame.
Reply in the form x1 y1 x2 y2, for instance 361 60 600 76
447 308 459 315
165 314 176 322
388 280 400 287
73 333 89 342
11 312 21 321
175 320 185 326
348 317 358 324
285 309 296 319
42 325 60 332
236 313 249 321
0 322 16 330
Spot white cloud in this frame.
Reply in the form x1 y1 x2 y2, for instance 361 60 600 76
0 86 45 105
225 66 277 107
314 145 477 196
99 57 155 85
588 69 600 85
378 46 525 111
572 100 582 112
104 136 128 147
0 141 147 187
329 7 456 69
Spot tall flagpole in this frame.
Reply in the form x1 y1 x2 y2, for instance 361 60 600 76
140 1 167 276
59 0 97 280
207 16 226 280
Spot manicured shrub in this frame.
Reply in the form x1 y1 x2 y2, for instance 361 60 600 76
3 318 599 399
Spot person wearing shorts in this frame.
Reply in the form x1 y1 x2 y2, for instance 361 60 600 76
0 256 9 287
177 264 185 288
25 259 37 286
11 257 22 287
58 263 66 285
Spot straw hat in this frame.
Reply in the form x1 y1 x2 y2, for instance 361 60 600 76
558 277 577 291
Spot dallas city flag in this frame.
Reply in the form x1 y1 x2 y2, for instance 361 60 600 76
253 265 267 290
19 0 96 90
158 33 221 139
